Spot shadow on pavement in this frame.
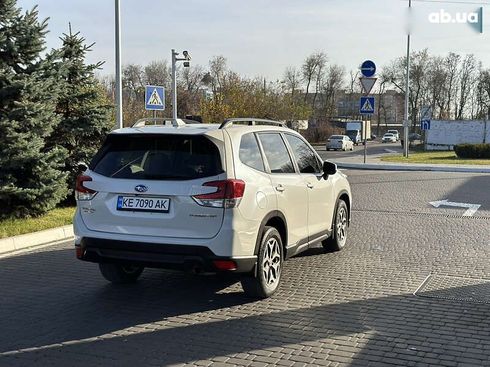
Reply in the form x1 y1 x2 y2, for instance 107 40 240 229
1 246 490 366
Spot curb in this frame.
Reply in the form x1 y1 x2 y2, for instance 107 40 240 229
0 225 73 257
334 161 490 173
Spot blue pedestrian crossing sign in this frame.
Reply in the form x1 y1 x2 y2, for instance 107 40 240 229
145 85 165 111
359 97 375 115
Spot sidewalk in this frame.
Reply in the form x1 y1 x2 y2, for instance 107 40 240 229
0 225 74 257
331 155 490 173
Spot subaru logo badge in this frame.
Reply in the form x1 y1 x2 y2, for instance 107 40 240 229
134 185 148 193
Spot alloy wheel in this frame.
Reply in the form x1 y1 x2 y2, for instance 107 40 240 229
262 238 281 286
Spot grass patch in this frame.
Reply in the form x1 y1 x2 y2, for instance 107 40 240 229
381 151 490 165
0 207 76 239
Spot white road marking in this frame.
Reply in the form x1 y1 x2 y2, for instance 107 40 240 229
429 199 481 217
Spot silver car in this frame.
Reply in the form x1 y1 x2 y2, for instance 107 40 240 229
326 135 354 151
382 133 397 143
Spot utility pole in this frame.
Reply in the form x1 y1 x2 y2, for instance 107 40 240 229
115 0 123 129
403 0 411 157
171 49 191 120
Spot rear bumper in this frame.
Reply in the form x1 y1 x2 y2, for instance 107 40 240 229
77 237 257 274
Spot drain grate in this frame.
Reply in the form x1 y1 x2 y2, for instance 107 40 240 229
414 275 490 304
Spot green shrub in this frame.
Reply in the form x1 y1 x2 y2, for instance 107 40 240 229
454 144 490 159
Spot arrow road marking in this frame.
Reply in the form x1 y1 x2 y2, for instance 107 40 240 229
429 199 481 217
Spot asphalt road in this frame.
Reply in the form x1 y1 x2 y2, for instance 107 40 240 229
315 141 403 160
1 170 490 367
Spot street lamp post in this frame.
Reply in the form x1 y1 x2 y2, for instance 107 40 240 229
403 0 412 157
115 0 123 129
171 49 191 120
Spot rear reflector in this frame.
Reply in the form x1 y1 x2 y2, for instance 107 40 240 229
213 260 237 271
75 246 83 259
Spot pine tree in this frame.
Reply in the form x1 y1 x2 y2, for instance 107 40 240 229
49 25 112 200
0 1 68 218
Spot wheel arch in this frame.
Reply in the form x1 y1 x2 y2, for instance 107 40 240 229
332 190 351 230
253 211 288 257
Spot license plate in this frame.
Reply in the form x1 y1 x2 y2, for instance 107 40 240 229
117 196 170 213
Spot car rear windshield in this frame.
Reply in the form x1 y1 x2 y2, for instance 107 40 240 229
330 135 343 139
90 134 223 180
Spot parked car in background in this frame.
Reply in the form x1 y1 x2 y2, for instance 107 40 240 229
74 117 352 299
387 130 400 141
382 133 397 143
327 135 354 151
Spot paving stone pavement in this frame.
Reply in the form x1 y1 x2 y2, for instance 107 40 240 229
1 171 490 366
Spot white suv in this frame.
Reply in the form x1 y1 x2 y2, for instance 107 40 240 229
74 118 352 298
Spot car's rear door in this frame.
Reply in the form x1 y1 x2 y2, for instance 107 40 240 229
257 132 308 247
284 133 335 241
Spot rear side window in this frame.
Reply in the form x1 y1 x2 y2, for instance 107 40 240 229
258 133 295 174
239 133 265 172
90 134 223 180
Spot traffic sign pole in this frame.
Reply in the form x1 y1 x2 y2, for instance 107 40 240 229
364 117 367 164
171 49 177 120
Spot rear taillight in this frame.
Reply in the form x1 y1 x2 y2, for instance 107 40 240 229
192 179 245 208
75 175 97 201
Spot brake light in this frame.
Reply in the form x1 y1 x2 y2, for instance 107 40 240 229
75 175 97 201
192 179 245 208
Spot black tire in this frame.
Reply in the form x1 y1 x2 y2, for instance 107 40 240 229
322 199 348 252
241 227 283 299
99 263 144 284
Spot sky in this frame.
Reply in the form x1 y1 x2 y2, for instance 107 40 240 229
16 0 490 80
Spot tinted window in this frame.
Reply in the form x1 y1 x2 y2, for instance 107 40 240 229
239 133 265 172
258 133 294 174
285 134 322 174
330 135 343 139
91 134 222 180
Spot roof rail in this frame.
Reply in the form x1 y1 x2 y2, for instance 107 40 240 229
219 118 286 129
131 118 186 128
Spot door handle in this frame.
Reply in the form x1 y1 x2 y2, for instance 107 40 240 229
307 183 314 189
275 184 285 192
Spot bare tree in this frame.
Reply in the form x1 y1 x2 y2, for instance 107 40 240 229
144 60 170 87
444 52 461 118
301 52 327 102
283 66 302 97
321 64 345 117
122 64 144 100
456 54 477 120
348 70 361 93
209 55 227 94
312 53 327 108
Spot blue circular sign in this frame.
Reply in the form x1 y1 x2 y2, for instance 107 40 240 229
360 60 376 78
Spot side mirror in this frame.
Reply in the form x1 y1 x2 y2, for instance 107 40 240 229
323 161 337 177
